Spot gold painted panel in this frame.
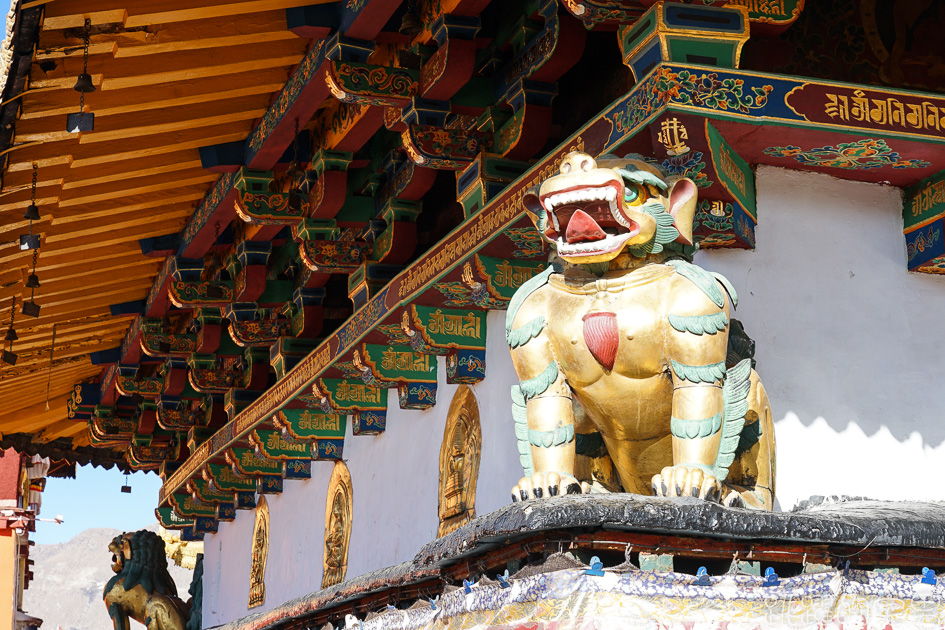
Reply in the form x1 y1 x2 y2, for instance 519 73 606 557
248 495 269 609
437 385 481 537
322 461 353 588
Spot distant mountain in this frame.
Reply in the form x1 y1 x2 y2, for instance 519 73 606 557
23 525 194 630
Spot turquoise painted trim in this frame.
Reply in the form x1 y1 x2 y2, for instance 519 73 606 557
520 361 559 400
508 316 546 349
511 385 533 476
666 259 726 308
668 312 729 335
528 424 575 448
671 360 726 383
506 266 554 345
714 358 752 481
670 412 722 439
616 166 668 191
711 272 738 308
627 201 680 257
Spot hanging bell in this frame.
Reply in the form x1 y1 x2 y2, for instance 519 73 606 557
286 160 303 181
287 189 303 214
399 12 421 37
73 72 95 93
25 273 40 289
4 327 17 342
22 204 39 221
21 301 40 318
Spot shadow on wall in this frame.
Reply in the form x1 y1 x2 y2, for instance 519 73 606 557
697 166 945 449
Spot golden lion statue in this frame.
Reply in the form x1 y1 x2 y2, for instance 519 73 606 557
104 530 191 630
507 152 775 509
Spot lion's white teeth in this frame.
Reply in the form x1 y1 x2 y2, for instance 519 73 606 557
543 186 619 211
556 232 634 255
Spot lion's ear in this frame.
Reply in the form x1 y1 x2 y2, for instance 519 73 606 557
522 188 545 232
122 538 132 560
665 177 697 245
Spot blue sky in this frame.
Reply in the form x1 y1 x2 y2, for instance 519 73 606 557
33 466 163 545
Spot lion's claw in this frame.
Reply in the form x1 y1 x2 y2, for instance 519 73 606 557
511 471 585 502
651 465 723 503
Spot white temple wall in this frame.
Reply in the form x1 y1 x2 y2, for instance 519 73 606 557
696 165 945 509
204 165 945 625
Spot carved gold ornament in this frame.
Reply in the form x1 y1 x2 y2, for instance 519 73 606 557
657 117 690 156
248 496 269 608
322 461 353 588
437 385 482 537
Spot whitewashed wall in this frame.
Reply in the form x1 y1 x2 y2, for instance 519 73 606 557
205 165 945 625
696 165 945 510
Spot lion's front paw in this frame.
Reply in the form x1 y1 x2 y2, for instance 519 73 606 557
511 472 589 502
651 465 725 502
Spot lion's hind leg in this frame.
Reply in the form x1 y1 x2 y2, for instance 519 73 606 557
107 602 131 630
724 369 776 510
146 599 189 630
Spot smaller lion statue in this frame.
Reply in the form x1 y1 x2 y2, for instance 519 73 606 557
104 530 191 630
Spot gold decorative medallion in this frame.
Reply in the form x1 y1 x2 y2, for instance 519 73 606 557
437 385 481 537
322 462 353 588
248 495 269 608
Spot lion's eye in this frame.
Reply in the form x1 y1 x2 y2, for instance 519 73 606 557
623 184 646 205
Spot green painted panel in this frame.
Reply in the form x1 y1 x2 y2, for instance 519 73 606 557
276 409 346 440
475 255 547 300
666 38 739 68
170 493 216 518
205 463 256 492
318 378 388 411
362 344 437 383
227 448 282 476
155 506 194 529
904 171 945 230
410 305 486 350
190 479 233 504
251 429 312 460
707 121 756 219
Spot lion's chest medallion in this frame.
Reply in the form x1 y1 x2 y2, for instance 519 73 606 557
582 311 619 370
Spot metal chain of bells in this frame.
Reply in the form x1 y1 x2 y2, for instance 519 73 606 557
79 18 91 111
27 164 37 235
6 296 16 345
29 250 38 297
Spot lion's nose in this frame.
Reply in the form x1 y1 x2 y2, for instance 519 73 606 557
559 152 596 175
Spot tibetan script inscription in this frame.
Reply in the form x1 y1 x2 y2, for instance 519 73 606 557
428 310 479 338
787 83 945 138
298 410 341 432
381 348 430 372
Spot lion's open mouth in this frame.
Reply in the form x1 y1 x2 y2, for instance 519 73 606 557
540 182 639 257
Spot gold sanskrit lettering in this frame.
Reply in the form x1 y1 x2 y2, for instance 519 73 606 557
298 410 341 432
718 146 747 199
427 309 481 338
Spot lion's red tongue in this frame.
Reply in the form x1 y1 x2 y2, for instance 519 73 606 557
565 209 607 244
582 312 618 371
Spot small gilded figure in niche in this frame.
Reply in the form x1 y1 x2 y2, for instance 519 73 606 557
322 462 353 588
437 385 481 536
248 496 268 608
